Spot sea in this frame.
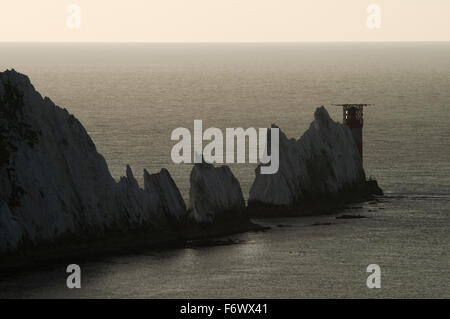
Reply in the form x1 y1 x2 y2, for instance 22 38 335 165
0 42 449 298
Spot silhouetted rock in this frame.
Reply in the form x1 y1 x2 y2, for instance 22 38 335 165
366 179 383 196
189 162 246 224
336 215 367 219
143 168 187 226
248 106 382 216
0 69 188 253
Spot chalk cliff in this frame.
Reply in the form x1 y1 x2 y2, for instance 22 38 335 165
143 168 187 226
0 69 188 253
189 162 246 224
0 69 381 255
248 106 381 214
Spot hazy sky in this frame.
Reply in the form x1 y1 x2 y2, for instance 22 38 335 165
1 0 449 42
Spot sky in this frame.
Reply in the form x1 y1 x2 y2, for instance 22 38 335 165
0 0 449 42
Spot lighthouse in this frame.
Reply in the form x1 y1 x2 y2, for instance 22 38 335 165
333 104 373 161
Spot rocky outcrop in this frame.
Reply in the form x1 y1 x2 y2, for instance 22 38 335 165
0 69 188 253
248 106 381 214
143 168 187 226
0 69 382 256
189 162 246 224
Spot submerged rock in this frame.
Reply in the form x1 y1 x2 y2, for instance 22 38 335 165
189 162 246 224
336 215 367 219
248 106 382 214
0 69 187 253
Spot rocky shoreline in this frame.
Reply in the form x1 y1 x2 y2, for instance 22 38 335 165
0 217 265 272
247 179 382 217
0 69 382 261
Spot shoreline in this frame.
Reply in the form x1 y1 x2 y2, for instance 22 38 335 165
0 179 383 273
247 180 383 218
0 192 383 273
0 219 267 273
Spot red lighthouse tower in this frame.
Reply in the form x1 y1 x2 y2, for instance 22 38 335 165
333 104 373 161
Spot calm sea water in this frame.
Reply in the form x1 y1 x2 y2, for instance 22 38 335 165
0 43 449 298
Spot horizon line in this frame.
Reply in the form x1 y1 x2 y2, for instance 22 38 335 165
1 40 449 44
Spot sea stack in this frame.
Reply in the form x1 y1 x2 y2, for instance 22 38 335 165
143 168 187 226
248 106 382 216
189 162 246 225
0 69 260 255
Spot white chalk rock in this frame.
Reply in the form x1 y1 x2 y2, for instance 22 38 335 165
249 106 366 207
189 162 245 223
0 69 186 253
144 168 187 225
